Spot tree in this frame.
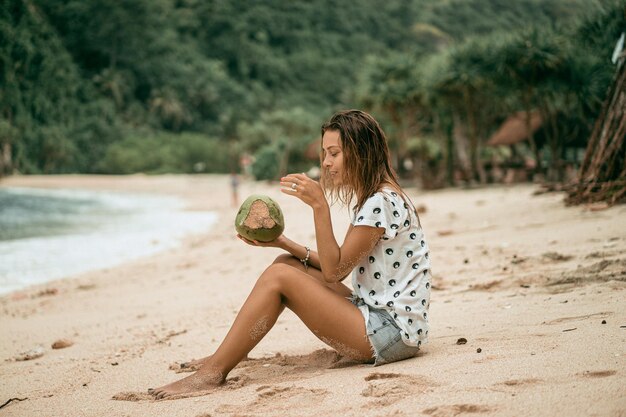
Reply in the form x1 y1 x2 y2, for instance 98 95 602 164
354 52 429 178
425 38 503 184
239 108 318 180
0 0 118 173
566 44 626 204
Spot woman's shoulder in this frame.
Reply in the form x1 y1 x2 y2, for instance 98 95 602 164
360 189 395 210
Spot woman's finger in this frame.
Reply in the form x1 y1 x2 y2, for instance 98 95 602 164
237 234 259 246
281 173 308 184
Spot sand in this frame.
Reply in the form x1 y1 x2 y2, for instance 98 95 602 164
0 174 624 417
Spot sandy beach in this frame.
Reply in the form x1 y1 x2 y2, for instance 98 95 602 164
1 174 624 417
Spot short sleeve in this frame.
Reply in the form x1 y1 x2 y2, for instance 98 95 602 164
352 193 403 240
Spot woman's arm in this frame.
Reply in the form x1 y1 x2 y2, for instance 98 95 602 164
237 232 322 270
281 173 384 283
276 235 321 270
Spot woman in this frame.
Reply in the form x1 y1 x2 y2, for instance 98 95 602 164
149 109 431 399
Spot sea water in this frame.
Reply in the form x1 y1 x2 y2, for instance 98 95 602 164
0 187 217 294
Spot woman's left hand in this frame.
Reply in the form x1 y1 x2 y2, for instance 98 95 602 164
280 173 325 209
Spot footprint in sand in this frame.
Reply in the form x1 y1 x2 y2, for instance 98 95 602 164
215 385 328 414
112 392 155 402
361 372 436 407
578 370 617 378
111 390 211 402
542 311 612 325
422 404 492 417
499 378 543 387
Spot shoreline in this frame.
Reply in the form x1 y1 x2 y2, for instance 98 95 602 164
0 185 219 295
0 175 625 416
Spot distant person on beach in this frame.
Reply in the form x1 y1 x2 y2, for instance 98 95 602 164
149 110 432 399
230 172 240 207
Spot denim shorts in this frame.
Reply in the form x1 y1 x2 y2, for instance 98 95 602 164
350 296 420 366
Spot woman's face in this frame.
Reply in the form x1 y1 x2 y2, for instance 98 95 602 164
322 129 344 185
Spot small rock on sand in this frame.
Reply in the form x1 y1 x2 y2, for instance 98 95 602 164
51 339 73 349
14 347 45 361
456 338 468 345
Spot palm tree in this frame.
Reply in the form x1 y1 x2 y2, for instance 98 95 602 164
566 42 626 205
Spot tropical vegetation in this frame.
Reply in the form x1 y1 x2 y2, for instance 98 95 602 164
1 0 624 188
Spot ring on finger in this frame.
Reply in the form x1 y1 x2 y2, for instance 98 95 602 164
291 183 297 190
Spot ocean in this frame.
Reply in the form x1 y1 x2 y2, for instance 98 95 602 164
0 187 217 294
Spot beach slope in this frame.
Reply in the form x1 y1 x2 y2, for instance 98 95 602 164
1 175 624 416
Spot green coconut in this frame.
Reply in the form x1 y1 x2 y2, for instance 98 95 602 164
235 195 285 242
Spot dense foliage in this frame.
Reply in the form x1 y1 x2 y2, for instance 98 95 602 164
1 0 623 183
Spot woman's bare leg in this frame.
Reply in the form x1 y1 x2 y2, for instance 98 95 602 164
150 262 370 399
177 254 352 370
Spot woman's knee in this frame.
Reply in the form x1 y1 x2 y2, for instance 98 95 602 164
272 253 300 268
257 263 292 290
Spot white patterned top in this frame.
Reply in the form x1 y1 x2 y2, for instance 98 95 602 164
351 189 431 347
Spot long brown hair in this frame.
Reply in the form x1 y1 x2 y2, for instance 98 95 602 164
320 109 404 213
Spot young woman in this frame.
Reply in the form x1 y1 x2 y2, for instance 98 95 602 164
149 109 431 399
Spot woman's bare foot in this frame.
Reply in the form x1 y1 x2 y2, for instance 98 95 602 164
149 367 225 399
177 356 210 371
173 354 250 373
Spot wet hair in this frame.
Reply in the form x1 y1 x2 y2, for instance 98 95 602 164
320 109 406 214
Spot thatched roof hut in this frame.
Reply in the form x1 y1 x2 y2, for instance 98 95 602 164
487 111 543 146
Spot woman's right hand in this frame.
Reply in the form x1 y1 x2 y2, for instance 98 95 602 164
237 234 287 249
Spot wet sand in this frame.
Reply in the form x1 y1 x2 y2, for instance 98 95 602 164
0 174 624 416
